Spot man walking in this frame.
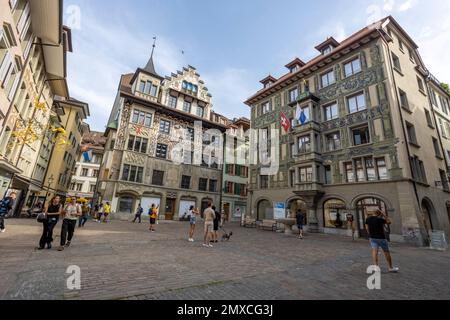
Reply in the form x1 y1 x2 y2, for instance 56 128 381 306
103 202 111 223
203 203 215 248
0 192 16 233
133 203 143 223
365 209 399 273
58 197 81 251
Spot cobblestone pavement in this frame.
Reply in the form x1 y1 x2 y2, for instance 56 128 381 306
0 218 449 300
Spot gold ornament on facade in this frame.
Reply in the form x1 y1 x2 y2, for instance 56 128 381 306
33 97 47 113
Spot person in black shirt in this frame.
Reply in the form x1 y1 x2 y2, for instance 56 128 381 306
365 210 399 273
38 196 62 250
212 206 221 243
296 210 304 239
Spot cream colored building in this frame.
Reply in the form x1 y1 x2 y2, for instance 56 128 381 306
98 55 228 220
0 0 71 212
245 16 450 245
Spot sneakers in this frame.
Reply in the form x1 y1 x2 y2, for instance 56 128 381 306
0 228 5 233
208 244 214 248
57 246 65 251
188 238 194 242
389 267 400 273
65 241 71 248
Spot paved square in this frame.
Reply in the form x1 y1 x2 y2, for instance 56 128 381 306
0 218 449 300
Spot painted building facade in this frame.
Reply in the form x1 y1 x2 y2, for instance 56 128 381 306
245 16 450 245
98 55 228 220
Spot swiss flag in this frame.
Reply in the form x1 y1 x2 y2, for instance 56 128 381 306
280 111 290 132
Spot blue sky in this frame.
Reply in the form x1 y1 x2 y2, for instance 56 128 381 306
63 0 450 131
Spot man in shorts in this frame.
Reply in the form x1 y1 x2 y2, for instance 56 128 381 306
365 209 399 273
149 204 159 232
203 203 215 248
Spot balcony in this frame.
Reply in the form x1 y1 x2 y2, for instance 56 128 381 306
294 181 324 194
293 151 322 164
291 121 321 134
135 91 158 103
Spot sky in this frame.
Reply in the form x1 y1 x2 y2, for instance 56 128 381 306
63 0 450 132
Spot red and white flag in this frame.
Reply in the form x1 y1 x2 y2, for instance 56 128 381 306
280 111 290 132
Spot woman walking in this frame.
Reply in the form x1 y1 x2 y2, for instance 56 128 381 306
103 202 111 223
58 197 81 251
38 196 62 250
188 206 198 242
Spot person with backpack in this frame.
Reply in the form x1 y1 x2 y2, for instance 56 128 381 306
0 192 16 233
149 204 159 232
133 203 143 223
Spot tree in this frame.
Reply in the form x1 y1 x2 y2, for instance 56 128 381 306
441 83 450 95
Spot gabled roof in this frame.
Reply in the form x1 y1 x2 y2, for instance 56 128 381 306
315 37 340 52
285 58 306 69
260 75 277 85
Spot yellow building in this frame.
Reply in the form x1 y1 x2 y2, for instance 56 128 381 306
39 98 89 202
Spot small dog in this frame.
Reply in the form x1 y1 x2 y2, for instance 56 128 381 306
221 229 233 241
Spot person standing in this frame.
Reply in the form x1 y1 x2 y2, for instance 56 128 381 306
96 203 104 222
296 209 304 240
346 212 356 241
103 202 111 223
203 203 215 248
58 197 81 251
212 206 221 243
78 201 89 227
149 204 159 232
0 192 16 233
93 203 99 220
38 196 62 250
365 210 399 273
188 206 198 242
133 203 143 223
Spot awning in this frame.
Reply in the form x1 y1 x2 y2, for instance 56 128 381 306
0 159 22 175
29 0 62 45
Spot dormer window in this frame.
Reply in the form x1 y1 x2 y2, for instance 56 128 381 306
264 82 273 89
182 80 198 95
260 75 277 89
322 46 332 55
285 58 305 73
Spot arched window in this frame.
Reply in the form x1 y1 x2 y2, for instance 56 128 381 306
356 197 387 238
257 199 273 221
323 199 347 229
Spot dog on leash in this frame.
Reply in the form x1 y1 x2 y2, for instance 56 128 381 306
221 229 233 241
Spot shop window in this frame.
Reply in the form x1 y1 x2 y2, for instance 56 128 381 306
323 199 347 229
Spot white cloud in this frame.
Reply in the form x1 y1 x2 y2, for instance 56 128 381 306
202 68 255 119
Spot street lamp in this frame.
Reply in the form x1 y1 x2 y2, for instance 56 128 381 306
44 174 54 204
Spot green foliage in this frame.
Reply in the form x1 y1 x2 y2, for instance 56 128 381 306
441 83 450 95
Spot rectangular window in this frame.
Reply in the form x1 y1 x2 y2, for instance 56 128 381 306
355 158 365 182
156 143 168 159
352 125 370 146
376 158 388 180
181 175 191 189
365 157 376 181
345 162 354 182
209 180 217 192
392 53 401 71
290 170 296 187
152 170 164 186
439 119 447 138
440 170 449 191
260 175 269 189
92 170 99 178
132 110 152 127
406 122 418 145
199 178 208 191
321 70 335 87
90 184 96 193
81 168 89 176
298 135 311 153
150 85 157 96
347 92 366 113
168 95 177 108
399 89 409 110
261 101 271 115
433 137 442 158
299 167 313 182
325 166 332 185
440 96 449 114
121 165 143 183
183 101 191 113
425 109 434 128
159 120 171 134
197 106 205 117
323 103 338 121
417 76 425 92
344 58 361 77
326 132 341 151
289 88 299 103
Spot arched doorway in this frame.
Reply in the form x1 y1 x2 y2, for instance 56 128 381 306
323 199 347 229
356 197 387 238
287 198 307 224
257 199 272 221
421 198 438 233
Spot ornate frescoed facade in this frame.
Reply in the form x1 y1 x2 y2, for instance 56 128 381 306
245 16 450 245
98 54 228 220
